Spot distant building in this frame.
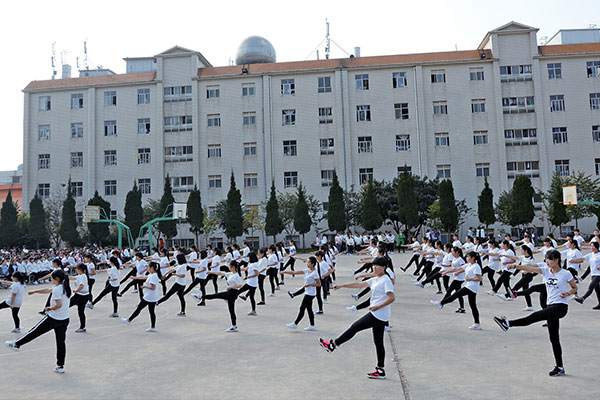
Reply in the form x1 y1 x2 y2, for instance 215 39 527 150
0 164 22 211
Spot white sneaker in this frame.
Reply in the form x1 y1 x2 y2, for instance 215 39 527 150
145 328 157 333
503 296 513 302
469 324 482 330
495 293 506 300
384 326 391 332
268 293 275 297
132 289 138 294
351 294 359 301
486 291 495 296
86 302 94 310
430 300 443 310
304 325 317 331
413 281 423 288
53 366 65 374
286 323 298 329
177 312 186 317
10 328 20 334
226 326 238 333
191 293 200 300
323 300 328 304
350 269 355 275
4 341 18 352
109 313 119 318
346 305 358 313
522 307 534 311
120 318 131 326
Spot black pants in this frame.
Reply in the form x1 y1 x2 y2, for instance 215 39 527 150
335 312 387 368
183 277 208 298
267 268 279 294
515 283 547 309
92 283 119 314
403 254 420 272
581 275 600 303
238 284 257 311
157 269 168 295
294 294 315 325
157 282 186 313
208 273 219 294
481 266 497 288
322 276 331 298
492 271 513 296
441 287 479 323
580 266 591 281
283 257 296 272
355 262 373 275
442 275 450 291
567 267 580 281
357 286 370 300
508 303 568 368
417 261 434 281
421 267 442 291
186 265 196 282
69 294 87 329
512 273 536 307
442 280 465 309
258 275 266 302
120 279 143 300
120 268 135 285
204 289 239 326
16 316 69 367
87 278 95 300
295 285 324 311
0 301 20 328
128 299 157 328
414 258 427 275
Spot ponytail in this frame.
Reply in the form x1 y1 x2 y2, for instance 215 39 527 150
521 244 533 259
52 269 71 298
467 251 482 267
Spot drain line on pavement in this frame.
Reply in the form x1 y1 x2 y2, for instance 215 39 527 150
388 333 410 400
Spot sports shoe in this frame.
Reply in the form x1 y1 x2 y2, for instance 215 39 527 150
573 296 584 304
226 326 238 333
493 316 509 331
315 310 324 315
323 300 328 304
593 305 600 310
86 302 94 310
304 325 317 331
286 323 298 329
120 318 131 326
275 286 281 291
522 307 534 312
384 326 391 332
413 281 424 288
75 328 86 333
455 308 465 314
4 341 18 352
38 310 46 315
319 338 335 353
132 289 138 294
346 305 358 313
247 311 257 316
287 290 294 299
109 313 119 318
468 324 482 330
257 301 266 305
435 290 443 294
53 366 65 374
367 367 386 379
351 294 359 301
10 328 20 334
548 366 565 377
495 293 506 300
197 301 206 306
268 293 275 297
177 312 186 317
239 295 247 301
430 300 443 310
191 293 201 300
486 290 495 296
145 328 157 333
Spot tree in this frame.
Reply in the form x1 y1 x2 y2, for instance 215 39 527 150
59 180 81 247
187 186 204 247
158 176 177 241
0 191 19 248
362 182 383 231
29 193 50 249
495 191 513 227
124 183 143 239
202 207 219 246
372 180 400 233
413 176 440 235
265 181 283 244
477 176 496 229
225 172 244 243
563 171 600 229
510 175 535 227
438 179 458 233
277 192 297 237
327 171 346 233
544 173 569 233
87 191 111 246
344 188 363 229
45 186 66 248
243 205 263 242
397 171 419 232
294 184 312 248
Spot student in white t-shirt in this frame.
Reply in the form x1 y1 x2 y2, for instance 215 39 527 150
6 269 71 374
156 254 187 316
256 248 268 305
239 242 251 278
319 257 395 380
504 245 537 311
83 254 97 308
121 262 160 332
266 245 280 296
282 240 297 274
69 264 90 333
208 249 222 294
401 237 422 273
480 240 500 288
283 255 321 331
184 250 209 306
238 252 260 316
483 240 516 300
0 272 26 333
119 253 148 300
573 241 600 307
494 249 577 377
203 260 244 333
187 246 199 281
91 256 121 317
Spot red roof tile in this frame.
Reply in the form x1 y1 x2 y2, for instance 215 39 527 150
24 71 156 91
538 43 600 56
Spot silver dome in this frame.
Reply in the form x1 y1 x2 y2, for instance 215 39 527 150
235 36 276 65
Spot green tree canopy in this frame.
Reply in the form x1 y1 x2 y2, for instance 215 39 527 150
397 171 419 232
225 172 244 242
87 191 112 246
124 182 143 238
59 179 81 247
0 191 19 248
510 175 535 226
265 181 283 243
544 173 569 232
327 171 346 232
29 193 49 249
477 176 496 228
438 179 459 233
158 176 177 240
187 185 204 246
294 183 312 248
362 182 383 231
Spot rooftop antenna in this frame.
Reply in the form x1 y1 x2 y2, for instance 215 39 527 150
303 19 350 60
51 42 57 80
76 57 80 69
83 39 89 70
325 18 331 59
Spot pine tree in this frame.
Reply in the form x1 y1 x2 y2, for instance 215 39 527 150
362 182 383 231
294 183 312 248
477 176 496 229
327 171 346 232
396 170 419 231
124 182 143 239
87 191 111 246
510 175 535 227
59 179 81 247
265 181 283 243
158 176 177 241
546 173 569 231
0 191 19 248
225 172 244 243
29 193 49 249
187 185 204 247
439 179 458 233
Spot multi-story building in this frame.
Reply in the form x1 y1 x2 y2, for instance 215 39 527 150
22 21 600 246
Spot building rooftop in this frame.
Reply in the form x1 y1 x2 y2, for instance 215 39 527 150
24 71 156 91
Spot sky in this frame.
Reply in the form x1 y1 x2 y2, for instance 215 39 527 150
0 0 599 171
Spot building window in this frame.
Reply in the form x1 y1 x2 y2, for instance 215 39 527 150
70 181 83 197
355 74 369 90
476 163 490 177
471 99 486 113
165 146 193 162
552 127 568 144
243 112 256 126
39 96 51 111
392 72 407 88
555 160 570 176
318 107 333 124
104 91 117 107
356 105 371 121
395 134 410 151
586 61 600 78
394 103 409 119
506 161 540 178
208 144 222 158
38 125 51 140
208 175 222 189
206 85 220 99
318 76 332 93
164 85 192 101
172 176 194 193
433 101 448 115
207 114 221 127
358 136 373 153
244 173 258 188
359 168 373 184
207 207 217 218
104 180 117 196
547 63 562 80
137 118 151 134
502 96 535 114
320 138 334 155
71 123 83 138
431 70 446 83
435 132 450 147
284 171 298 188
436 165 451 179
70 152 83 168
138 178 151 194
104 120 117 136
321 170 334 187
282 109 296 125
397 166 412 176
283 140 297 157
595 158 600 176
242 83 255 96
165 115 193 132
469 67 484 81
137 88 150 104
38 183 50 199
550 95 565 112
281 79 295 95
71 93 84 109
593 125 600 142
473 131 488 145
138 148 151 164
38 154 50 170
500 65 532 82
243 142 257 156
590 93 600 110
504 129 538 146
104 150 117 166
109 210 117 219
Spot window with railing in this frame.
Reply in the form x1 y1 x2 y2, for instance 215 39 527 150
207 144 222 158
552 127 568 144
208 175 222 189
502 96 535 114
555 160 570 176
437 165 451 179
282 109 296 125
435 132 450 147
593 125 600 142
164 146 193 163
392 72 408 88
172 176 194 193
476 163 490 177
281 79 295 95
506 161 540 178
500 65 532 82
395 134 410 151
70 152 83 168
284 171 298 188
355 74 369 90
358 136 373 153
283 140 297 156
104 180 117 196
104 150 117 166
550 95 565 112
137 118 151 134
207 114 221 127
164 116 193 132
321 170 334 187
38 154 50 170
164 85 192 101
320 138 334 155
469 67 484 81
71 122 83 138
394 103 409 120
244 174 258 188
138 178 151 194
356 105 371 121
243 142 257 156
590 93 600 110
433 101 448 115
504 128 537 146
431 70 446 83
473 131 488 145
137 148 151 164
359 168 373 184
319 107 333 124
586 61 600 78
547 63 562 80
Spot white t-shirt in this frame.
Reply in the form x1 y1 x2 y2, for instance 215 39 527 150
86 262 96 280
74 274 89 296
258 258 268 276
584 252 600 276
233 250 241 261
188 252 198 263
574 235 584 248
247 262 259 287
241 247 250 262
562 249 583 271
210 255 221 272
487 248 500 271
541 246 555 257
539 264 573 305
225 272 243 288
108 266 120 287
410 242 420 254
6 282 24 307
267 254 278 269
196 259 209 279
441 252 454 273
143 273 160 302
288 246 297 257
451 257 466 281
48 285 69 320
175 264 187 286
500 249 516 274
370 247 378 258
452 240 462 248
319 260 331 277
159 257 170 274
368 275 394 322
136 259 148 276
463 242 475 252
301 269 318 296
464 263 482 293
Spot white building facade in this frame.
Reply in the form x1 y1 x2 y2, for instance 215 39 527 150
22 22 600 246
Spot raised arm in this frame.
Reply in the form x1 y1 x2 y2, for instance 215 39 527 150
507 263 542 274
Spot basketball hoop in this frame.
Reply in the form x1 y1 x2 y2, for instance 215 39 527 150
173 203 187 220
84 205 101 223
562 186 577 205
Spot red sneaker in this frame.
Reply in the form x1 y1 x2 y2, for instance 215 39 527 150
318 338 335 353
367 367 386 379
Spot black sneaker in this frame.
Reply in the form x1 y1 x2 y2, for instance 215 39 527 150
573 296 584 304
548 366 565 377
493 316 509 332
287 290 294 299
367 367 386 379
315 310 324 315
593 305 600 310
318 338 335 353
455 308 466 314
38 310 46 315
